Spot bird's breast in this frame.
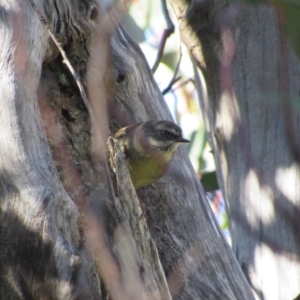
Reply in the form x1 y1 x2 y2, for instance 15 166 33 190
128 151 173 188
116 132 176 188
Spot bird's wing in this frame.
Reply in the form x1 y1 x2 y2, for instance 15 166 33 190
114 123 142 139
114 126 128 139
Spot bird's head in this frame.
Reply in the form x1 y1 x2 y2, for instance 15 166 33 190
143 120 190 153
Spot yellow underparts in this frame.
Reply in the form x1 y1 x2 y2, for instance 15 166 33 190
128 151 173 189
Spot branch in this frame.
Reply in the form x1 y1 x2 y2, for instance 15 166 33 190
162 49 182 95
152 0 175 74
107 137 172 299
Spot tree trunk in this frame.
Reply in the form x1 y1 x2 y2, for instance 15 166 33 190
170 0 300 299
229 7 300 300
0 0 254 299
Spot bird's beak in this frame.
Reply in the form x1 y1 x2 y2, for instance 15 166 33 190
177 137 190 143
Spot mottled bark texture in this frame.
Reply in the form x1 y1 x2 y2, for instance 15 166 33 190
169 0 300 299
0 0 254 299
0 1 100 299
109 24 254 300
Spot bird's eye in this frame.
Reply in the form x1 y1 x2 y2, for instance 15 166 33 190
161 130 170 138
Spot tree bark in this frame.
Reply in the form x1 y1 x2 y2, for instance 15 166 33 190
0 1 100 299
229 7 300 300
0 0 254 299
170 0 300 299
110 25 254 299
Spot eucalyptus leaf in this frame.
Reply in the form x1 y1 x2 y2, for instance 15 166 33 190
200 171 219 192
278 2 300 58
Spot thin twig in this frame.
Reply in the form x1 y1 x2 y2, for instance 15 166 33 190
27 0 94 120
162 50 182 95
151 0 174 74
169 78 195 93
162 76 181 95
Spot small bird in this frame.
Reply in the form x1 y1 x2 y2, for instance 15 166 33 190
114 120 189 189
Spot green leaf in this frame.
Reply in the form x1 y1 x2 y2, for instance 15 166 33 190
200 171 219 192
278 1 300 58
221 213 229 230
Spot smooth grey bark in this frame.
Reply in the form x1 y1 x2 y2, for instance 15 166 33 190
0 0 254 299
169 0 300 299
229 7 300 300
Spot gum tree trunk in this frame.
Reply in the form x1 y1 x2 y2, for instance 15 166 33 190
169 0 300 299
0 0 254 299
